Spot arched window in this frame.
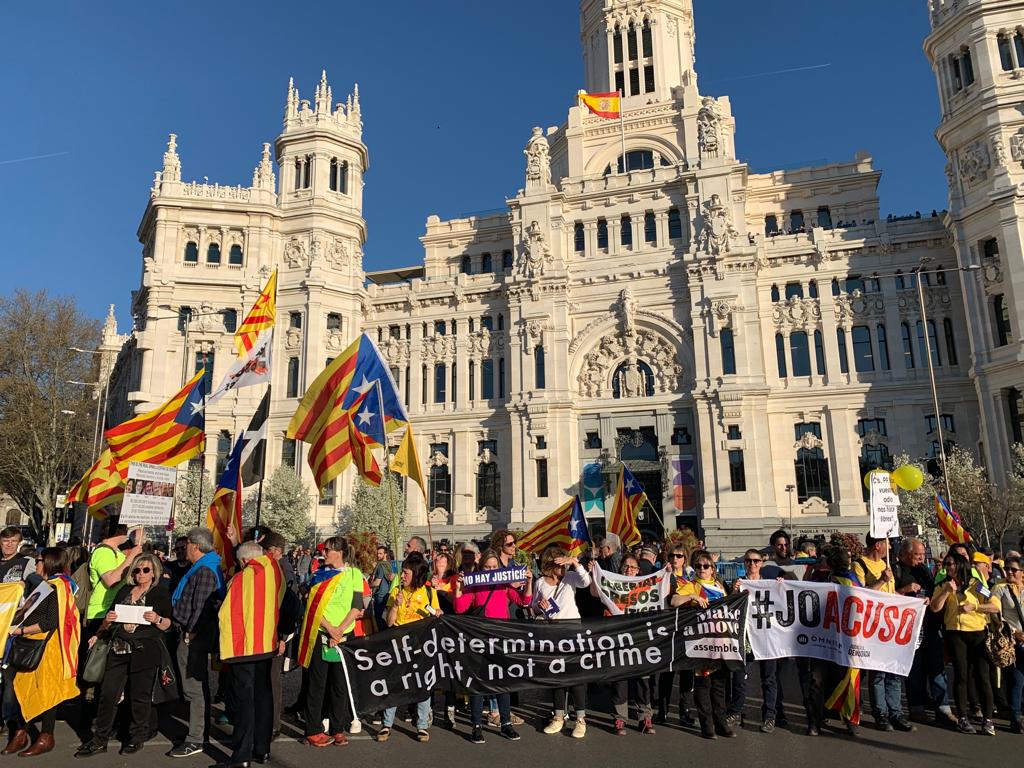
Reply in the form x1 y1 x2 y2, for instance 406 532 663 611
794 423 832 503
534 345 546 389
859 443 893 501
502 250 513 270
644 212 656 244
329 158 339 191
720 329 736 375
770 284 780 303
434 364 446 403
206 243 221 264
785 282 804 300
477 461 500 511
613 26 623 64
328 158 348 193
618 150 653 173
901 323 916 368
228 244 243 266
831 278 841 297
790 331 811 377
4 509 21 526
481 252 492 273
813 330 826 375
808 280 819 299
611 360 655 398
428 443 450 512
816 207 832 229
460 255 472 275
765 214 779 236
641 19 653 58
574 222 585 252
597 218 608 249
184 241 199 263
999 33 1014 71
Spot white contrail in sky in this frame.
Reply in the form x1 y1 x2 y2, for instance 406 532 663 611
721 63 832 82
0 151 70 166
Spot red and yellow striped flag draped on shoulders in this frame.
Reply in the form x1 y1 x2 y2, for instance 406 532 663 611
14 575 80 722
104 370 206 475
67 447 124 519
218 555 284 662
824 571 863 724
235 271 277 358
297 572 340 668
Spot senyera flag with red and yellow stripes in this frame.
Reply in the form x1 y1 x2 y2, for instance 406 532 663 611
104 370 207 476
67 447 125 519
218 554 284 662
286 333 407 492
234 271 277 358
934 491 971 545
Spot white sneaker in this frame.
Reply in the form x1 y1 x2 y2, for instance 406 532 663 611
572 718 587 739
543 715 566 734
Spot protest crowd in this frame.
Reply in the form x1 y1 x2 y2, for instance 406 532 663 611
0 516 1020 767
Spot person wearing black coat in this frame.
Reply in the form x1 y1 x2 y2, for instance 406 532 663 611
75 554 174 757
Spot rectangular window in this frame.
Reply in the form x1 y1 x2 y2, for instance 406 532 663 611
994 295 1012 346
765 214 779 236
851 325 875 372
644 211 656 244
813 330 826 375
481 315 493 331
837 329 849 374
816 207 832 229
287 356 300 397
776 334 788 378
999 35 1014 71
720 329 736 375
536 458 549 498
574 222 585 252
627 26 638 59
641 22 652 57
481 252 492 273
222 309 237 334
468 361 475 402
613 31 623 64
671 426 692 445
629 67 640 96
178 306 192 333
451 359 457 402
728 450 746 492
421 365 427 405
1016 33 1024 72
434 363 446 403
319 480 336 506
481 358 494 399
644 65 655 94
902 323 916 368
194 352 214 395
620 215 633 247
943 318 958 365
502 250 513 270
289 311 302 329
615 71 625 96
281 438 296 468
790 210 805 231
326 313 342 331
785 282 804 300
228 244 243 266
877 324 890 370
962 48 975 86
668 208 682 239
597 218 608 249
535 345 546 389
585 432 602 449
498 358 505 398
434 320 447 336
727 425 742 440
790 331 811 377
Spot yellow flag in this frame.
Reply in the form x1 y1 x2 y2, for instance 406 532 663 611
390 427 426 500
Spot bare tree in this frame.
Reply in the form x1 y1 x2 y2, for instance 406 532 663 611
0 290 100 543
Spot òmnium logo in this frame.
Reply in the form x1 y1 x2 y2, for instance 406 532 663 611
797 634 809 645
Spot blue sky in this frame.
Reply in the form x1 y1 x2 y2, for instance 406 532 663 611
0 1 944 328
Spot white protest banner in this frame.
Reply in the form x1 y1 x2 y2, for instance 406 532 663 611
740 579 925 675
119 461 177 527
462 565 529 588
207 328 273 405
592 563 670 615
869 471 901 540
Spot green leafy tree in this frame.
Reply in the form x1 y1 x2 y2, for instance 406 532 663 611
339 472 406 557
171 463 215 539
0 290 100 543
242 465 314 546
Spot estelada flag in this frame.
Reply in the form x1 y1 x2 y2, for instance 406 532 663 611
104 370 206 476
824 570 863 724
934 491 971 545
235 271 277 358
579 90 621 119
14 575 80 722
390 426 426 501
518 496 591 558
296 567 365 667
205 436 245 571
68 447 124 519
286 333 407 492
218 554 284 662
609 465 645 547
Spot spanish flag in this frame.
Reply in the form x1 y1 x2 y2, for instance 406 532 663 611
579 90 621 119
219 555 284 662
518 496 591 557
235 271 277 358
67 447 124 518
390 426 426 500
15 575 80 722
104 370 206 476
287 333 407 492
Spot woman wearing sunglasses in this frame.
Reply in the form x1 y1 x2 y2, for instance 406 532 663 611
685 550 734 739
994 555 1024 733
655 546 699 727
76 554 173 757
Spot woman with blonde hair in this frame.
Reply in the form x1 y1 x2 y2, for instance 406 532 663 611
76 554 173 757
530 545 591 738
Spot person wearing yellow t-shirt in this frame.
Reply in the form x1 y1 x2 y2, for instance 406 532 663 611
377 553 440 744
930 549 1001 735
853 535 916 733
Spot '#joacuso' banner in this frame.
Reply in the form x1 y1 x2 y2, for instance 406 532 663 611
339 593 748 716
740 580 925 675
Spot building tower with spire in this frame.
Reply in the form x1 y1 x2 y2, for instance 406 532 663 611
925 0 1024 482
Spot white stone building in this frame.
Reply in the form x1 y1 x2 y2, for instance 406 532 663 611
106 0 1024 553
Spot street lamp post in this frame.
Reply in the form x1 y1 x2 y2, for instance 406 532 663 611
785 484 796 533
69 345 113 544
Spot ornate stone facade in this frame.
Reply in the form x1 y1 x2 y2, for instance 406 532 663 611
106 1 1022 554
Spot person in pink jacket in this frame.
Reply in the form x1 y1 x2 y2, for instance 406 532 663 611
453 549 532 744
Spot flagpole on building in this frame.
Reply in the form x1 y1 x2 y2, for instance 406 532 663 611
618 90 626 173
195 353 208 525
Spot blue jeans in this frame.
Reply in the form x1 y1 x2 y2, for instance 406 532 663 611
382 698 430 730
869 671 904 721
1004 658 1024 721
907 630 950 714
759 659 786 721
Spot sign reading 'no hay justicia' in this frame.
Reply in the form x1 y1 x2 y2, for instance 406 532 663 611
338 593 749 716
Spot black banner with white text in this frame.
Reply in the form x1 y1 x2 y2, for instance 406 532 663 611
339 593 748 716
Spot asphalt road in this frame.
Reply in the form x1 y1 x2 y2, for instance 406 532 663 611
45 664 1017 768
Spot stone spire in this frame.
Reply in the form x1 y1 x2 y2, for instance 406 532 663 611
161 133 181 182
315 70 332 115
252 142 276 191
102 304 118 342
352 82 360 115
285 76 299 122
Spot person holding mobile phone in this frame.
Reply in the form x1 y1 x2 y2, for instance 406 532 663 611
530 546 590 739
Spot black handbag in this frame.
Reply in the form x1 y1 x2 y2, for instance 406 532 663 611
151 640 178 705
81 637 110 684
7 630 54 672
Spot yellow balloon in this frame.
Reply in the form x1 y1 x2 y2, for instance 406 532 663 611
863 469 888 490
891 465 924 491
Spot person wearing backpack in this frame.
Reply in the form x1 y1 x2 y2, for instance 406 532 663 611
375 553 440 744
454 548 531 743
